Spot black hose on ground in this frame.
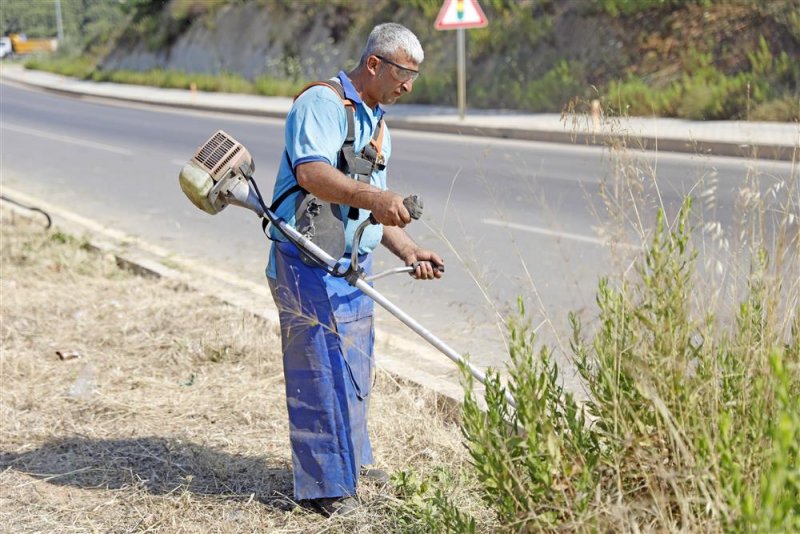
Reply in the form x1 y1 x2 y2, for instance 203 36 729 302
0 194 52 229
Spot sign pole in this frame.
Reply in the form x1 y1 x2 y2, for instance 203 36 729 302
457 28 466 120
434 0 488 122
55 0 64 41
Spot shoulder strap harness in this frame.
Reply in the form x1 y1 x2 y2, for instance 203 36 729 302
271 78 386 220
268 78 386 264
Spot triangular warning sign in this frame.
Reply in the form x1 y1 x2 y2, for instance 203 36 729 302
434 0 488 30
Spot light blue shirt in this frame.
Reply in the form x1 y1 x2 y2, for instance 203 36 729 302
266 71 391 279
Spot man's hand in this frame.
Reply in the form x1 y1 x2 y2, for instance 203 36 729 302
296 163 411 227
371 191 411 227
296 163 414 228
381 223 443 281
402 247 444 280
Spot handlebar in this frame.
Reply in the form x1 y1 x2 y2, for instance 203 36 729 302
352 194 443 279
365 261 445 283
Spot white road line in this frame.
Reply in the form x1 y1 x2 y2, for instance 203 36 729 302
1 122 133 156
482 217 636 249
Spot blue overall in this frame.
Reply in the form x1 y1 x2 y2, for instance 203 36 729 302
266 72 389 501
269 242 375 500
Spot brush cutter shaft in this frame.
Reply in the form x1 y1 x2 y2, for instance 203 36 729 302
178 130 515 408
356 276 515 407
267 211 515 408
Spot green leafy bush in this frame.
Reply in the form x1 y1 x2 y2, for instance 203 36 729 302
24 56 95 79
596 0 712 17
23 57 306 98
407 191 799 530
606 39 800 120
520 61 587 112
392 470 478 533
252 75 307 97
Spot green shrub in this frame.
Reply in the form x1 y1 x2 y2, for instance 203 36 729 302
605 39 799 120
606 75 672 116
252 75 307 97
749 96 800 122
409 194 799 530
24 57 305 98
392 470 478 533
24 56 95 79
521 60 586 112
596 0 712 17
91 69 273 95
411 71 456 106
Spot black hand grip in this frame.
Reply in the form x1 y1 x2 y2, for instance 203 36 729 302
403 195 423 220
411 261 445 273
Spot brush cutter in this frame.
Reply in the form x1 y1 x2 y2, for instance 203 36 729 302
179 130 515 408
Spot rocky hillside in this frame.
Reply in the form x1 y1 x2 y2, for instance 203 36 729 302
10 0 800 120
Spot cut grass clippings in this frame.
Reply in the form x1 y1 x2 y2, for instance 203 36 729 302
0 208 492 532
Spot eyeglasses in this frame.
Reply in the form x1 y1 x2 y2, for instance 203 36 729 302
375 55 420 83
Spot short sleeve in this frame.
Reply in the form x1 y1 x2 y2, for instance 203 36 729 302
285 87 348 170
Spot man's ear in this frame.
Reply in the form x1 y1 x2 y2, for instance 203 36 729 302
366 55 381 76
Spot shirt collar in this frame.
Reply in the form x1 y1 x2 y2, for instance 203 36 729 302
337 70 385 119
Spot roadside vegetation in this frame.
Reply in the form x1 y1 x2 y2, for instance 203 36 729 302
22 56 307 98
2 1 798 530
2 129 797 532
392 126 800 530
4 0 798 120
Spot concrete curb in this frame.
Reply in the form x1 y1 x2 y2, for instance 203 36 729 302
2 67 796 162
384 119 798 162
1 186 470 413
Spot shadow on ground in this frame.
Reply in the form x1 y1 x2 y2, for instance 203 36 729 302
0 436 295 510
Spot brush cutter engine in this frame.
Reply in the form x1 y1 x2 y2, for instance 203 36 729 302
178 130 264 217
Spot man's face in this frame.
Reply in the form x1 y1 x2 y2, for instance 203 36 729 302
369 52 419 105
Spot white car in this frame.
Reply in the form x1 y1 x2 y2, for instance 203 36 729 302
0 37 12 59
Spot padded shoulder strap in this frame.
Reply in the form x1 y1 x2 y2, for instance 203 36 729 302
293 79 383 161
294 79 348 103
374 119 385 150
288 78 386 223
369 119 385 161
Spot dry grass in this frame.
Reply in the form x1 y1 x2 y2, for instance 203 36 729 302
0 208 488 532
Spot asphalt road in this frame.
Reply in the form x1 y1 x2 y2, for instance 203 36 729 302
1 82 795 376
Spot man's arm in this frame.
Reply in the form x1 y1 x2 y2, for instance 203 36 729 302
381 226 444 280
296 162 410 227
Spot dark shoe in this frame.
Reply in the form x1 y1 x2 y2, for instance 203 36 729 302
361 467 390 485
308 496 359 517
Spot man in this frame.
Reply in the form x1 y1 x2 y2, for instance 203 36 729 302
266 23 444 516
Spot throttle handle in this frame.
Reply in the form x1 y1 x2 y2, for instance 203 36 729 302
368 194 423 225
403 195 423 220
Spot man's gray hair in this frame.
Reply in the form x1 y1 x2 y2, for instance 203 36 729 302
360 23 424 65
